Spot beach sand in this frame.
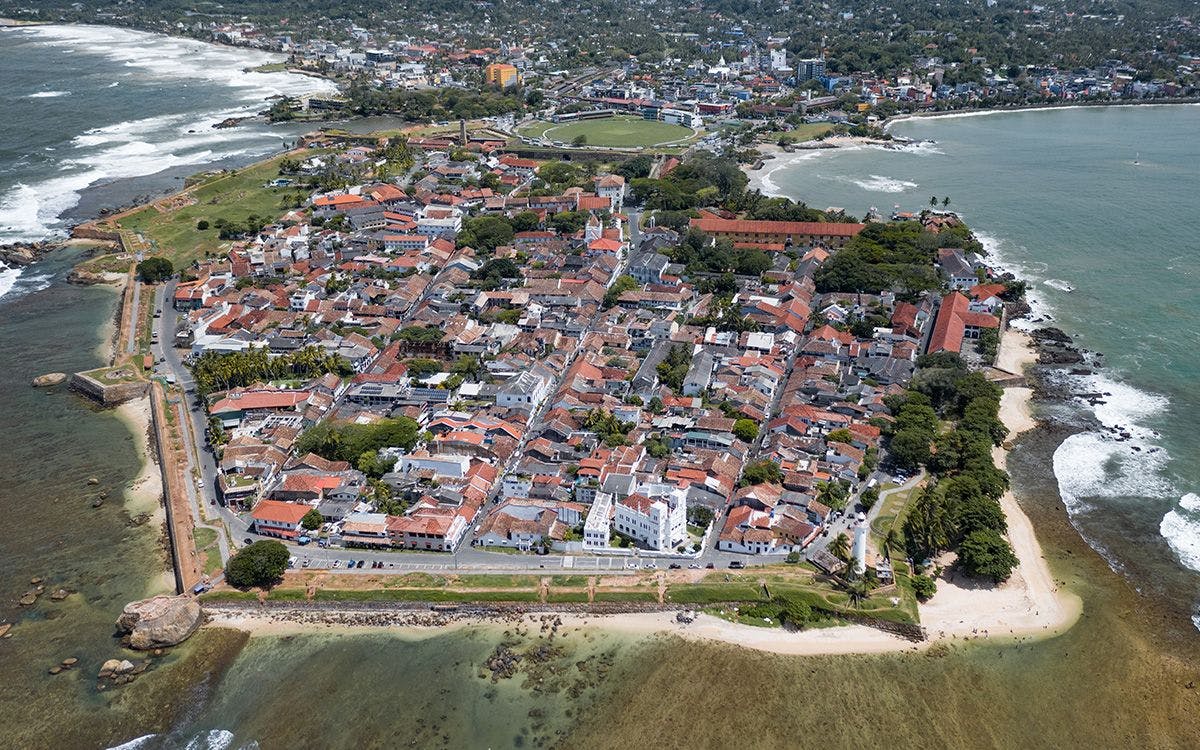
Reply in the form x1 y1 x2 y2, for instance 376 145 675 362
205 608 927 656
918 330 1081 643
113 395 173 595
743 136 898 196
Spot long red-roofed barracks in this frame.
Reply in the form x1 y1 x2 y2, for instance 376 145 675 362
688 216 866 249
927 292 1000 354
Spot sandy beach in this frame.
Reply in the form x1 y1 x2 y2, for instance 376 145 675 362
918 330 1081 643
113 395 173 595
743 136 909 197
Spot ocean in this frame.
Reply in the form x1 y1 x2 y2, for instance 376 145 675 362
0 23 336 297
1 27 1199 747
756 105 1200 630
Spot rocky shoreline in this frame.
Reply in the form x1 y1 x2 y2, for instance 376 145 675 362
0 240 58 267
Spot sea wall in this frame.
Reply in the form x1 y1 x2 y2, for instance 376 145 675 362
70 370 148 405
70 224 122 243
148 381 202 594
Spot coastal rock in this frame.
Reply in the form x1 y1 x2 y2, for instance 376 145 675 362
1038 347 1084 365
99 659 123 677
1030 327 1073 344
18 593 37 606
0 624 11 638
0 241 54 267
66 269 119 286
31 372 67 387
87 477 99 485
115 595 202 650
50 589 70 601
61 657 78 667
48 666 63 675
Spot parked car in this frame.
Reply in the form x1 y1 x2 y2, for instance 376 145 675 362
668 563 681 569
242 537 253 545
688 563 701 569
356 560 365 568
191 582 210 595
705 563 715 569
297 536 310 546
729 560 745 569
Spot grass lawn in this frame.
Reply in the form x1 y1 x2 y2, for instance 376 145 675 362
773 123 836 144
108 150 318 268
665 583 766 605
870 484 918 547
522 116 696 148
194 527 223 576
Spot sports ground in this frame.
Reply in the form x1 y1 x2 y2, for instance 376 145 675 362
519 115 698 148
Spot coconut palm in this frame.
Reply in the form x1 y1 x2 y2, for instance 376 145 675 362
846 579 871 609
828 532 851 562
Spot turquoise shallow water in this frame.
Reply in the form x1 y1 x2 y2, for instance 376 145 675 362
761 104 1200 626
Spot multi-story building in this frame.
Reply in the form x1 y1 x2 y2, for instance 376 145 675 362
485 63 521 88
612 486 687 551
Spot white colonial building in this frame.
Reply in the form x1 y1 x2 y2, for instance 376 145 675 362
613 484 687 551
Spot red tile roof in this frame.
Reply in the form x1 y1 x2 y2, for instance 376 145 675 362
927 292 1000 354
689 216 866 239
251 499 310 525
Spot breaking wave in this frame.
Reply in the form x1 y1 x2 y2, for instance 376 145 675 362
27 90 71 98
850 174 919 193
1052 372 1172 514
1161 493 1200 572
0 24 335 246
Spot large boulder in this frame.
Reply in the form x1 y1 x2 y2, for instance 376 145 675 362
31 372 67 387
116 595 202 650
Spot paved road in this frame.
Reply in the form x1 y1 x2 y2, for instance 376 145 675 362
154 285 245 557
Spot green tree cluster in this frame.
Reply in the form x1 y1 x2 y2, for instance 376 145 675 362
225 540 290 590
458 216 515 251
580 408 634 447
136 257 174 283
191 347 352 397
295 416 420 474
741 460 783 487
814 221 946 296
656 343 692 392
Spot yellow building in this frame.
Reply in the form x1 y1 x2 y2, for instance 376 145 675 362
485 63 521 89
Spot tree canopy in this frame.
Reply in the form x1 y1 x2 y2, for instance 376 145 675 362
225 540 290 590
137 257 174 283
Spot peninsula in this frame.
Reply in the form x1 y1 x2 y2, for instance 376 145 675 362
55 114 1081 655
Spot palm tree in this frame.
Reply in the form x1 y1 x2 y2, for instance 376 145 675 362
929 195 938 206
846 579 871 609
828 532 851 562
942 196 951 208
883 527 904 559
